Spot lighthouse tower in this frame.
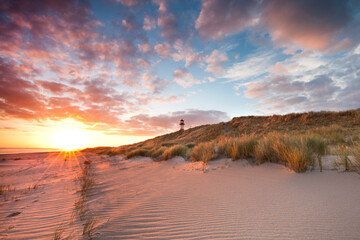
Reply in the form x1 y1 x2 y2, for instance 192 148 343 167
179 119 185 131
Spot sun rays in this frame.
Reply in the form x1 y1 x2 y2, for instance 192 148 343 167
37 150 91 185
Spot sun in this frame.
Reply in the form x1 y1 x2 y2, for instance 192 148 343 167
52 126 90 151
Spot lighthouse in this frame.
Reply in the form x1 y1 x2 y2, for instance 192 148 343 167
179 119 185 131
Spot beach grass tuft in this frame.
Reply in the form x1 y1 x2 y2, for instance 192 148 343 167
338 145 351 171
126 148 149 159
223 136 257 161
162 144 188 160
190 142 216 163
83 216 97 238
306 136 327 171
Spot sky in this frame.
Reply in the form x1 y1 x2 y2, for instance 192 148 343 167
0 0 360 149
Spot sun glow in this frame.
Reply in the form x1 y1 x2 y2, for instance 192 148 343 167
51 122 91 151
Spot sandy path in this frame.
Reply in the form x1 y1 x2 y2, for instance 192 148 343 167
1 153 360 239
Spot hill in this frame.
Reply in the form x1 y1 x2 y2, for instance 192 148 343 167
85 109 360 172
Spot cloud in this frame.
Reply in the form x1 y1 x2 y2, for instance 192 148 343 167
242 47 360 113
205 50 228 76
262 0 357 51
173 68 202 88
0 126 16 130
153 0 179 41
195 0 359 52
153 0 167 12
0 58 45 120
138 43 153 54
38 80 81 95
121 109 230 135
122 15 140 31
143 16 156 30
154 42 172 58
196 0 259 39
222 50 276 82
142 73 169 94
157 12 178 40
171 41 204 67
152 95 180 103
115 0 139 6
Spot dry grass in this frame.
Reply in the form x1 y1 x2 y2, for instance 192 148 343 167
83 216 97 238
149 146 167 158
162 144 189 160
78 166 95 196
190 142 216 163
126 148 149 159
53 225 65 240
254 134 319 172
306 137 327 171
338 145 351 171
75 197 87 221
223 136 257 161
310 124 348 144
0 184 15 195
255 135 280 164
351 143 360 171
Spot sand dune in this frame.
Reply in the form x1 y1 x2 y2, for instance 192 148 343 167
1 152 360 239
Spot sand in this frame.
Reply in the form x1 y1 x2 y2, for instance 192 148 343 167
1 152 360 239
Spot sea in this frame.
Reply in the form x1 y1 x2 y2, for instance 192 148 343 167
0 148 61 155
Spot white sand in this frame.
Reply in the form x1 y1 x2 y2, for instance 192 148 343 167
1 152 360 239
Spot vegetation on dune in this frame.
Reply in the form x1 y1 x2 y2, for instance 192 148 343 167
224 136 257 161
190 142 216 163
126 149 149 159
84 109 360 172
162 144 189 161
351 143 360 171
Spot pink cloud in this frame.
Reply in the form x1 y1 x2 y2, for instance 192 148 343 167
142 73 169 94
153 0 167 12
38 81 81 95
115 0 139 6
122 15 140 31
196 0 259 39
0 59 46 120
262 0 353 51
143 16 156 31
138 43 153 54
157 12 178 40
154 42 172 58
152 95 180 103
120 109 229 136
173 68 202 88
205 50 228 76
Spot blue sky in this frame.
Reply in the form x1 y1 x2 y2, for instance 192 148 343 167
0 0 360 147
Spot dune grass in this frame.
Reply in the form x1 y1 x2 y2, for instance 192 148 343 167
83 216 98 238
225 136 257 161
351 143 360 171
310 124 348 144
162 144 189 160
255 136 279 164
0 184 15 195
126 149 149 159
306 137 327 171
338 145 351 171
190 142 216 163
253 134 325 172
148 146 167 158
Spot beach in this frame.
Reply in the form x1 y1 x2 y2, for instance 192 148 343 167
1 152 360 239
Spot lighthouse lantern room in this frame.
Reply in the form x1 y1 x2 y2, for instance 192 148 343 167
179 119 185 131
